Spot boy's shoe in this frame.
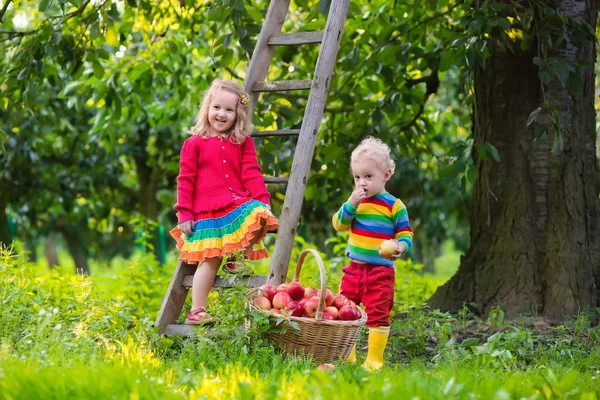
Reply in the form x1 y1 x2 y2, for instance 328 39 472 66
222 256 254 275
185 307 214 325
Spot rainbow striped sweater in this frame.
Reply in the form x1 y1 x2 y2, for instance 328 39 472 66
332 192 413 267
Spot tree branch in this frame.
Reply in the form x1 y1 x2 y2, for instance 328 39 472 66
0 0 13 23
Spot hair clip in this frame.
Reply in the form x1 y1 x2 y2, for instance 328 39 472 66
238 92 250 108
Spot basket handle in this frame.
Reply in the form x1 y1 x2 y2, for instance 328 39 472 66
293 249 327 322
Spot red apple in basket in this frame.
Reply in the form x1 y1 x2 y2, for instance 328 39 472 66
333 294 352 310
269 308 281 315
284 300 305 317
339 305 362 321
277 283 288 293
286 282 305 300
260 284 278 302
304 296 320 318
318 289 335 306
322 311 337 320
254 296 271 310
304 287 318 298
272 292 292 309
324 306 339 319
298 297 309 307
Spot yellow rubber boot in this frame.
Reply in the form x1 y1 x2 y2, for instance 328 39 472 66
347 344 357 364
361 326 389 371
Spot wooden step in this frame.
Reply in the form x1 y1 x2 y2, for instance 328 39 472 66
268 31 323 46
264 177 289 184
251 129 300 137
252 80 312 92
183 275 268 289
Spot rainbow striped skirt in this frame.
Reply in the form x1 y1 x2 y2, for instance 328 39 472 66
170 197 279 264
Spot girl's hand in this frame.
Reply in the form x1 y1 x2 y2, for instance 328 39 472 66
179 220 194 236
349 188 367 208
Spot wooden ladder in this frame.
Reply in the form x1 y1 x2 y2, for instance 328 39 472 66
155 0 350 337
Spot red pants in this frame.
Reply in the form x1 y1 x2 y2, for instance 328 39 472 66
339 261 395 327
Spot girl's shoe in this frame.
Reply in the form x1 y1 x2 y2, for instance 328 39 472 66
185 307 214 325
222 256 254 275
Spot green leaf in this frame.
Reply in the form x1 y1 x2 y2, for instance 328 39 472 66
527 107 542 126
92 60 104 79
461 337 479 347
532 57 546 67
39 0 51 12
479 142 500 162
17 68 28 81
52 32 62 45
565 71 583 94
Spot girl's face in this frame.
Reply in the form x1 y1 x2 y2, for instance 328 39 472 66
207 89 238 135
351 158 391 198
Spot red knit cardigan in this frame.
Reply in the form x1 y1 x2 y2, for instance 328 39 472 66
174 135 270 223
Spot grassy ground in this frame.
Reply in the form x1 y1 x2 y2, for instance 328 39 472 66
1 241 599 399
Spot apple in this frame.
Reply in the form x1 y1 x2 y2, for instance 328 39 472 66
322 311 337 320
324 306 339 319
272 292 292 309
303 296 320 318
379 239 399 258
284 300 305 317
286 282 305 300
304 287 318 298
317 363 336 372
332 294 351 310
260 284 277 302
254 296 271 310
339 305 362 321
277 283 289 293
269 307 281 315
298 297 309 307
318 289 335 306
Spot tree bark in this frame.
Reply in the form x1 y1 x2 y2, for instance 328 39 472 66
45 234 59 269
62 229 90 275
428 1 599 318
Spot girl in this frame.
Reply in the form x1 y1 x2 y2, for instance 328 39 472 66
332 137 413 370
170 79 279 325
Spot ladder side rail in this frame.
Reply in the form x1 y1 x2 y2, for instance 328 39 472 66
267 0 351 285
242 0 291 117
155 260 197 334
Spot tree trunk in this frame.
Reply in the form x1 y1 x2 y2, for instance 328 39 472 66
0 205 12 248
61 229 90 275
428 1 599 318
45 235 59 269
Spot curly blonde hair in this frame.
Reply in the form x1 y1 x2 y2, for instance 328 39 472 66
190 79 251 144
351 136 396 174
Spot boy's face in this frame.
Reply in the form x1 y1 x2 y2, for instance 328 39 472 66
208 89 238 135
351 158 391 198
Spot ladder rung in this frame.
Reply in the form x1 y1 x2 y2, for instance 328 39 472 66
252 80 312 92
264 177 289 184
182 275 268 289
268 31 324 46
251 129 300 137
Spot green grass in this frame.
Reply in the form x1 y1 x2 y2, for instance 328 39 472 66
1 241 599 399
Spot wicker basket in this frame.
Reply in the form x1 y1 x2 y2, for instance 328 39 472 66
248 249 367 364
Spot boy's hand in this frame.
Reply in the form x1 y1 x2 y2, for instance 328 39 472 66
179 220 194 236
349 188 367 208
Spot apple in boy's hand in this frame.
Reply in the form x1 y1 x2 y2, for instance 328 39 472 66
379 239 400 258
